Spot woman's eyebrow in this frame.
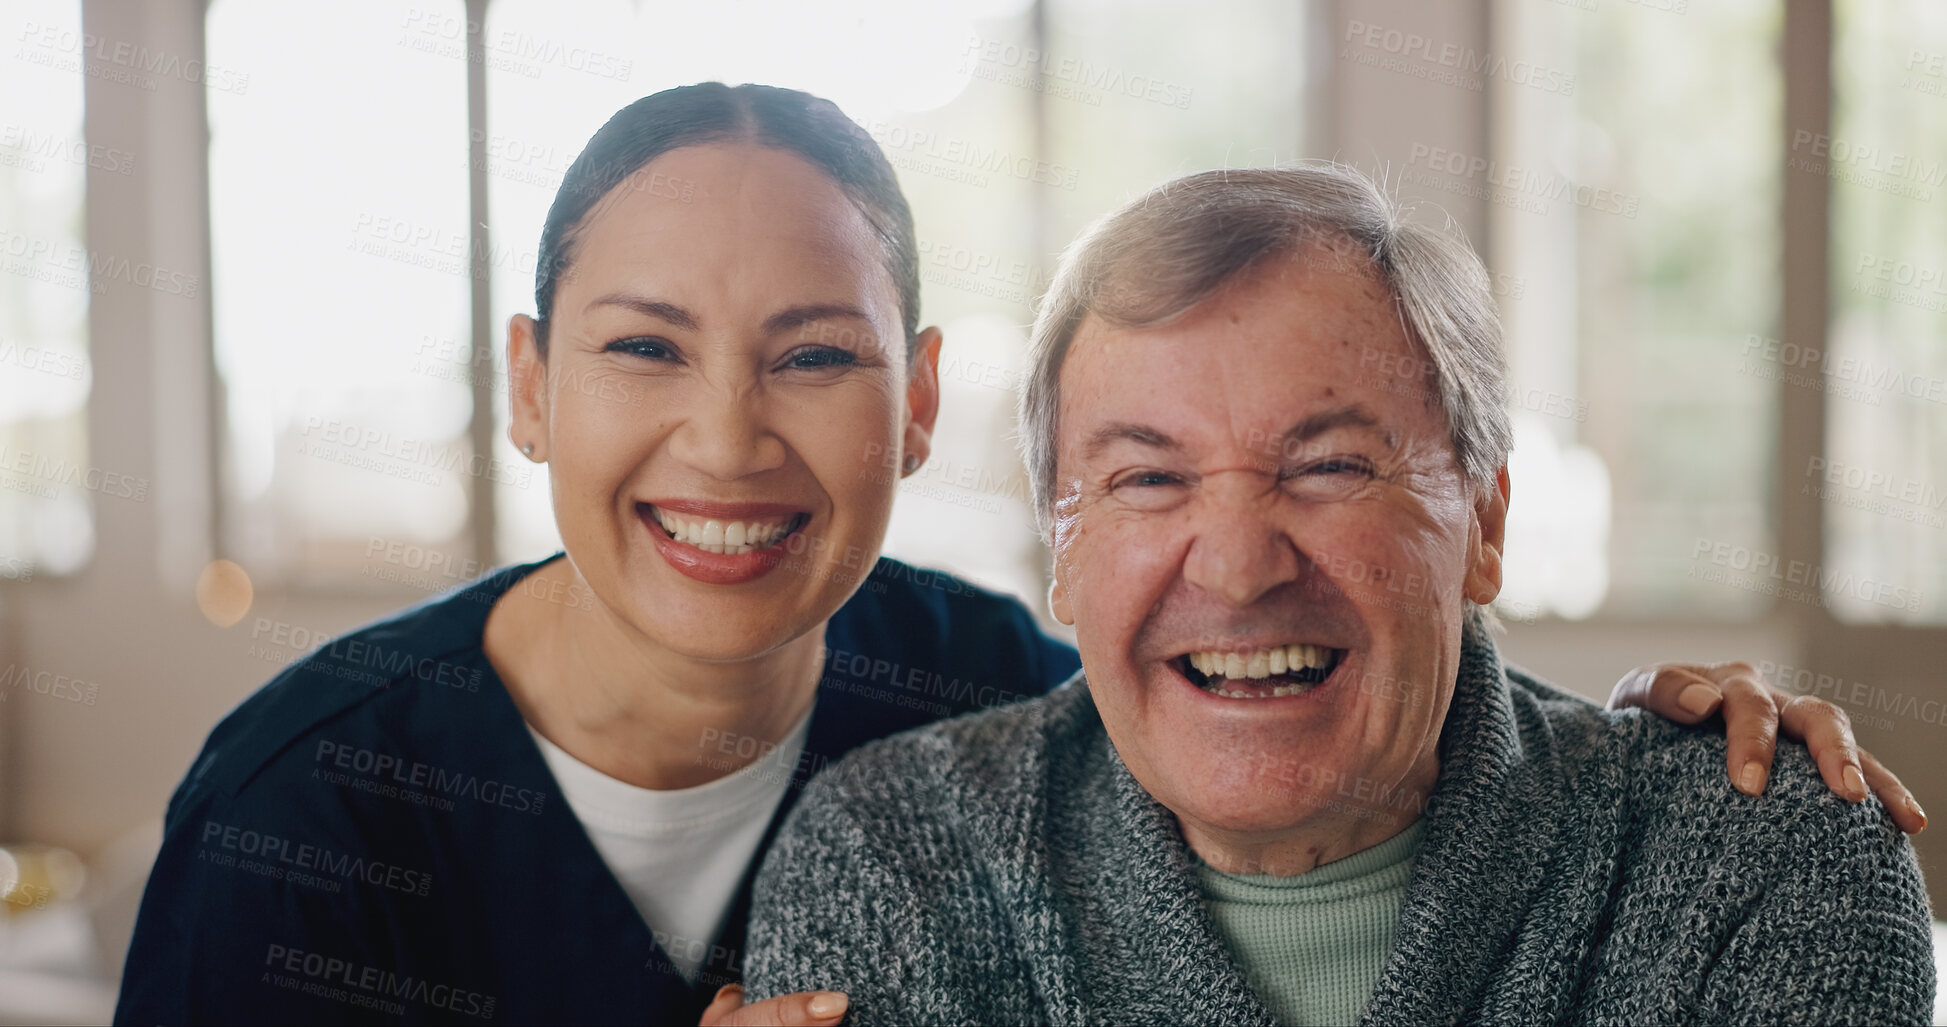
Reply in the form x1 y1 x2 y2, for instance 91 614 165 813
584 292 699 329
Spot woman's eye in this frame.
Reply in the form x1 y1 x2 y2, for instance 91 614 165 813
783 347 858 370
605 337 677 361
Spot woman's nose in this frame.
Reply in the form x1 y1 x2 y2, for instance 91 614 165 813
663 377 788 481
1180 479 1302 608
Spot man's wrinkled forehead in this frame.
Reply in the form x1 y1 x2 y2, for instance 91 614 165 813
1059 251 1406 392
1053 252 1444 468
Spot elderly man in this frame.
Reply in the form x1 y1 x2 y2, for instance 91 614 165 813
742 164 1936 1025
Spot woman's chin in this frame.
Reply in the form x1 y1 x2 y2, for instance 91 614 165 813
647 617 813 665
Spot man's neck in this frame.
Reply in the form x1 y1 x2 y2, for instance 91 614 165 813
1179 756 1438 877
486 560 824 791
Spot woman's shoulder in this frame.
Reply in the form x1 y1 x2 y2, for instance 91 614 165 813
178 557 554 812
828 557 1080 708
840 556 1054 644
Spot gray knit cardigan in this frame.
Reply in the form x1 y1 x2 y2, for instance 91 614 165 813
745 628 1937 1025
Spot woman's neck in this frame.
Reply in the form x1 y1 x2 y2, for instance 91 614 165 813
485 559 824 791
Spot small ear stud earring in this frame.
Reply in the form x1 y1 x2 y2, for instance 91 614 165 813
902 454 919 474
522 443 535 458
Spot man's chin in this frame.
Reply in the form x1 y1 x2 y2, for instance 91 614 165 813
1129 753 1320 827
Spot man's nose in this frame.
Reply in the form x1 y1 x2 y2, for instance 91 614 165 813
664 378 788 481
1181 479 1302 608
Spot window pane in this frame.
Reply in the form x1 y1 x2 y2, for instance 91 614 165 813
1491 0 1780 620
0 0 95 578
209 0 471 583
1825 0 1947 624
1042 0 1307 246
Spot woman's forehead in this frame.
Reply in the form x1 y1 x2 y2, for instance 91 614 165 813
578 144 877 256
562 144 896 320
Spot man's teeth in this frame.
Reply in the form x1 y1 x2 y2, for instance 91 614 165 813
1187 644 1334 680
653 509 795 555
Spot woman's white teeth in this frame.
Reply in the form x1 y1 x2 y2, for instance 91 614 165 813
653 509 793 554
1188 644 1334 679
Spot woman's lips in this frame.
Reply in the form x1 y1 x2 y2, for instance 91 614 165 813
638 502 809 585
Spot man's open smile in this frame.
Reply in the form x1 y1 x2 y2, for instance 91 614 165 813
1174 643 1348 698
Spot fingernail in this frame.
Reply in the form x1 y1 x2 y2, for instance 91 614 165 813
1739 761 1765 795
1843 764 1867 801
809 992 849 1019
1677 683 1721 717
1904 795 1927 827
714 984 743 1002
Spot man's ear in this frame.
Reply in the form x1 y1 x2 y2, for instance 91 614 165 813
508 314 550 461
900 327 943 474
1048 569 1075 627
1464 466 1510 605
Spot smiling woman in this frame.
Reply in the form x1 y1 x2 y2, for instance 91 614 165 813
113 83 1082 1026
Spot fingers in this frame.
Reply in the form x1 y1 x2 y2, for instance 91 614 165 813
699 985 850 1027
700 985 746 1026
1777 694 1864 805
1714 665 1778 796
1607 664 1723 722
1859 751 1927 835
1613 660 1926 830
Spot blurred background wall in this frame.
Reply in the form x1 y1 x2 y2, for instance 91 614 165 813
0 0 1941 1021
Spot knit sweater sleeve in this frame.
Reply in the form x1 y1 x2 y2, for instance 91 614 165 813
1693 789 1937 1025
743 741 1038 1027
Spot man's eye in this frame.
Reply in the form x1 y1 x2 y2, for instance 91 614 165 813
1281 456 1375 500
1287 457 1373 478
783 347 858 370
605 337 677 361
1110 470 1188 511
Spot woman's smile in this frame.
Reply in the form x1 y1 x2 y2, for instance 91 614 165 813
639 499 814 585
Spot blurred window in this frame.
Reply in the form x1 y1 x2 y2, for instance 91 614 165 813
1824 0 1947 624
0 0 96 579
208 0 472 584
1491 0 1782 621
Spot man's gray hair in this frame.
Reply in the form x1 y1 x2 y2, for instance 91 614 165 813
1018 161 1513 539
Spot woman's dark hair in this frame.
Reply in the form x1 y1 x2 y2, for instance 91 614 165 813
533 82 920 356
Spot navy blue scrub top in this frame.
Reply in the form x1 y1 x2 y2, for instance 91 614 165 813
115 553 1079 1025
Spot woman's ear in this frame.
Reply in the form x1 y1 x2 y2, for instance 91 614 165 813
900 327 944 475
1463 466 1510 605
508 314 550 462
